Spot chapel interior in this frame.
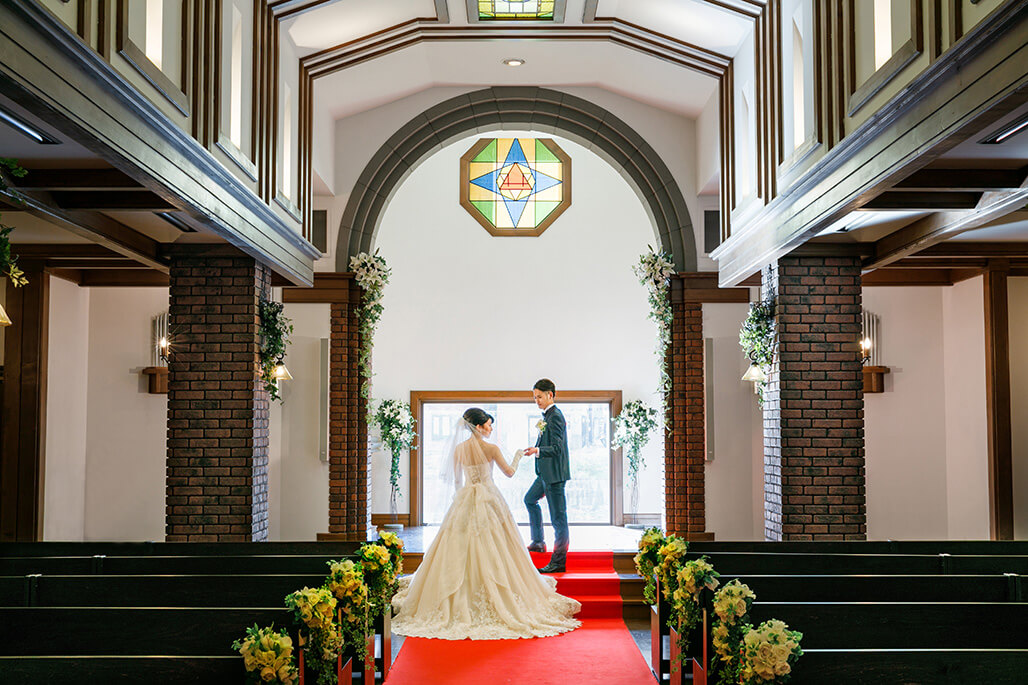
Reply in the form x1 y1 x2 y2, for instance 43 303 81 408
1 0 1027 682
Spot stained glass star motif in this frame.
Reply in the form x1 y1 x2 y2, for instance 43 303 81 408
460 138 571 236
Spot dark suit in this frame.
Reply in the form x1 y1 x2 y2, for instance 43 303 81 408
524 405 570 566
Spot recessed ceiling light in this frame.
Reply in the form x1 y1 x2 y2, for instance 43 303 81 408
0 107 59 144
502 58 525 67
980 112 1028 144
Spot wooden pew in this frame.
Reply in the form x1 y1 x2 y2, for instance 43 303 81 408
789 649 1028 684
680 552 1028 576
0 656 243 684
0 541 362 557
0 554 357 576
689 541 1028 555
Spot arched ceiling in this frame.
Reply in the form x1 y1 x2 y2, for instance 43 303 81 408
281 0 757 120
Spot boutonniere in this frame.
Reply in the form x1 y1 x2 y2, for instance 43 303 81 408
536 419 547 433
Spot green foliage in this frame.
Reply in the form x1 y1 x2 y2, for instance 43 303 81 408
613 400 659 481
739 297 776 405
0 159 29 288
350 250 391 401
633 247 675 421
258 297 293 402
372 399 417 508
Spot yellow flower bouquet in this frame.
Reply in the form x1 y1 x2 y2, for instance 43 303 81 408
670 557 720 655
231 624 299 685
633 526 666 604
284 586 342 685
656 535 689 604
378 531 405 576
327 558 371 661
711 579 756 685
358 542 397 617
739 619 803 684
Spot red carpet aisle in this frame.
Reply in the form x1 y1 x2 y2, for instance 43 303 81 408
385 551 653 685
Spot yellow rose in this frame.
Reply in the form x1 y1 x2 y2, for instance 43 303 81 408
260 666 277 681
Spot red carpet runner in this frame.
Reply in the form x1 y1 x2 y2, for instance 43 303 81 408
385 551 654 685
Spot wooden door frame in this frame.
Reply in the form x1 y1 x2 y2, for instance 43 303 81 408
408 390 623 527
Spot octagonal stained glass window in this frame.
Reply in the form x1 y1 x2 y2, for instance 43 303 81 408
459 138 571 237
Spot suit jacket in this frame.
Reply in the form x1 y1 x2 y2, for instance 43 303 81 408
534 405 571 484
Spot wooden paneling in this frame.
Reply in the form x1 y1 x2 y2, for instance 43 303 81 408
983 262 1013 540
0 265 49 542
115 0 194 116
843 0 925 118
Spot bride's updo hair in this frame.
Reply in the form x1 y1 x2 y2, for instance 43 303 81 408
463 407 493 428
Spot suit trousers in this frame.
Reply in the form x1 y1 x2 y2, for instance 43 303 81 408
524 477 569 565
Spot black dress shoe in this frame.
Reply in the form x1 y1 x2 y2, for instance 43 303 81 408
538 562 565 573
527 542 547 553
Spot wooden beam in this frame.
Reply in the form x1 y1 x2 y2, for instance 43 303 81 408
894 167 1027 191
670 272 751 303
0 263 49 542
76 270 170 287
44 259 145 269
983 262 1013 540
11 244 122 258
862 191 982 211
51 191 175 212
282 272 355 304
884 257 992 269
915 242 1028 257
859 268 960 286
11 168 145 191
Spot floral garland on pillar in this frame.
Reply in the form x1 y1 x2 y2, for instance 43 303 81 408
632 247 675 421
0 158 30 288
350 250 391 401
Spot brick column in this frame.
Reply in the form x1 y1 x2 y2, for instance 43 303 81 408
166 253 271 542
762 256 866 541
664 278 707 538
328 276 370 540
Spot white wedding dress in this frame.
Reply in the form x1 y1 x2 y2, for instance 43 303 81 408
391 431 581 640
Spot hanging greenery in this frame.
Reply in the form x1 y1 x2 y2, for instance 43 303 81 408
632 246 675 420
372 399 417 520
258 297 293 402
613 400 659 481
0 158 29 288
739 297 776 405
350 250 391 401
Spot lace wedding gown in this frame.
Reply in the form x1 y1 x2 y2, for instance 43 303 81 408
391 436 581 640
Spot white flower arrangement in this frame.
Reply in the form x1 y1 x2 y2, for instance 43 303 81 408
612 400 659 481
633 247 675 420
372 399 417 516
349 250 391 400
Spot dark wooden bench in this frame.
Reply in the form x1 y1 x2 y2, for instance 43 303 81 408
0 554 358 576
0 541 362 557
689 541 1028 555
0 656 243 684
681 552 1028 575
745 602 1028 649
789 649 1028 684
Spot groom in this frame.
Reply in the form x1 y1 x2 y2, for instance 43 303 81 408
524 378 571 574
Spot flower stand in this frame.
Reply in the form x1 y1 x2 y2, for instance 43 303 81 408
651 576 671 681
373 608 392 681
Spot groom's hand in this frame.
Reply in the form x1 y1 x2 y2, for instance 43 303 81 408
524 447 539 456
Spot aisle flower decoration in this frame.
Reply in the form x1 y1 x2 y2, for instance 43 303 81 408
284 586 343 685
634 526 666 605
656 535 689 604
670 557 720 653
711 579 756 685
372 399 418 522
357 542 396 618
326 559 371 661
633 246 675 420
739 619 803 684
378 531 405 576
350 250 391 400
232 624 299 685
613 400 659 514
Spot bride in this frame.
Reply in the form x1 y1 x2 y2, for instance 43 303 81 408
390 407 581 640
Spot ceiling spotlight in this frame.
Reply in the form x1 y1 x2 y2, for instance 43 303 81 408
980 112 1028 144
0 107 59 144
502 58 526 67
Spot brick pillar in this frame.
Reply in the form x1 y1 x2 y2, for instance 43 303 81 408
166 253 271 542
664 277 707 538
328 276 370 540
762 256 866 541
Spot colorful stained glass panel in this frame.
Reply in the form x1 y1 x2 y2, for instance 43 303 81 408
460 137 570 235
478 0 555 20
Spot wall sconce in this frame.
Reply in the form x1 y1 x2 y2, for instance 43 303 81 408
0 303 11 327
861 310 889 393
274 364 293 381
741 362 766 394
142 311 170 394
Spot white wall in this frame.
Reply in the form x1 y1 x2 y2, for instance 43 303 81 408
942 276 990 539
43 276 90 540
1009 277 1028 539
327 86 710 271
702 302 764 540
269 302 331 540
862 287 949 539
365 130 665 518
83 288 169 541
696 91 720 198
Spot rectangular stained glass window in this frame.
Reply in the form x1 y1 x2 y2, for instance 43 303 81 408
479 0 555 20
